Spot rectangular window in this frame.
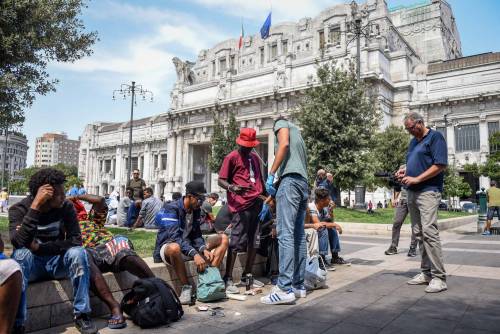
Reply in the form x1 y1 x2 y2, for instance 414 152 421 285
139 156 144 172
319 30 325 49
230 55 235 70
260 47 264 65
455 124 480 152
270 43 278 60
153 154 159 169
219 58 226 74
212 60 216 77
329 26 341 45
161 154 168 170
282 40 288 55
104 159 111 172
436 126 447 142
488 121 499 152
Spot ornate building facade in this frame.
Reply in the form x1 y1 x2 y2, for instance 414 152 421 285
79 0 500 198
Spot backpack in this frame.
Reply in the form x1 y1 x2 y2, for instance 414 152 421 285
304 255 327 291
196 267 226 302
121 278 184 328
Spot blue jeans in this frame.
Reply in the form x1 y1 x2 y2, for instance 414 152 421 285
276 174 309 291
318 228 341 256
12 247 91 326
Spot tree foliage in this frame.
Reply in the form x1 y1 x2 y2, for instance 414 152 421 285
0 0 98 128
293 61 381 190
8 164 81 194
208 112 239 173
463 132 500 182
443 166 472 199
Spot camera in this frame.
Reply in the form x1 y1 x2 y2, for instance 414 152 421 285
374 171 402 188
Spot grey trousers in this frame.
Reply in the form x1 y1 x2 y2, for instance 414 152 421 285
407 190 446 280
390 200 417 249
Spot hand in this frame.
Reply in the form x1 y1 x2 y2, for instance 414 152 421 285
313 222 323 230
271 227 277 239
334 223 343 234
203 249 214 263
229 185 246 195
193 254 207 273
395 168 406 180
402 176 420 186
31 184 54 210
29 240 40 252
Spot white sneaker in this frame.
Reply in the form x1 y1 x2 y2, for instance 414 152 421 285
425 278 447 293
179 285 192 305
407 273 432 285
260 286 296 305
292 286 307 298
225 278 240 294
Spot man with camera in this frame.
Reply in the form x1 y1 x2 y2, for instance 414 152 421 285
396 112 448 293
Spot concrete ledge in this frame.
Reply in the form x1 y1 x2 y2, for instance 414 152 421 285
25 253 266 333
339 215 477 236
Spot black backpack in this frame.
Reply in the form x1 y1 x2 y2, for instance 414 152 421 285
121 278 184 328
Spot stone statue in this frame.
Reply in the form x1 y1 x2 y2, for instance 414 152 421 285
172 57 196 85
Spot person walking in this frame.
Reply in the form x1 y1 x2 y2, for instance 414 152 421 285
397 112 448 293
261 117 309 305
0 187 8 213
483 180 500 235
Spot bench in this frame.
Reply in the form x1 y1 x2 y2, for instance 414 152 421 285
24 253 266 333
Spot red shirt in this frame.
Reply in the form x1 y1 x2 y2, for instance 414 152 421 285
218 150 263 213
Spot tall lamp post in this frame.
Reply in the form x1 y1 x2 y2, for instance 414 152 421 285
0 126 8 190
113 82 153 184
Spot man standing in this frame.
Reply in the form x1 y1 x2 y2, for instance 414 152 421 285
153 181 229 304
218 128 265 293
134 187 162 229
261 117 309 305
9 168 97 333
126 169 146 199
0 187 8 213
325 172 337 202
397 112 448 293
483 180 500 235
384 184 418 257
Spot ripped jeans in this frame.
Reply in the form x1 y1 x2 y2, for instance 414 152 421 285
12 247 91 326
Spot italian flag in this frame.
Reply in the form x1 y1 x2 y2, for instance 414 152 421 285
238 23 244 49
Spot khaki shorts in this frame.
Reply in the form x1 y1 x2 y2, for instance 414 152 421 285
0 259 21 285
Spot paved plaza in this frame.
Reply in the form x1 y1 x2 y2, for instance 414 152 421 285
34 222 500 334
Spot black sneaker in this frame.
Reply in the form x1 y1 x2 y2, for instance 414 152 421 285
407 247 417 257
332 256 349 265
385 246 398 255
74 313 98 334
12 325 25 334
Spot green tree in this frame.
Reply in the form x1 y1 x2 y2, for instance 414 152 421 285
0 0 98 128
208 112 239 172
463 132 500 182
443 166 472 205
293 61 381 190
8 164 80 195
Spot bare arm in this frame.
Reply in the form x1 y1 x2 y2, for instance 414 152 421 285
270 128 289 175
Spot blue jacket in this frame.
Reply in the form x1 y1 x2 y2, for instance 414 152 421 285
153 198 206 262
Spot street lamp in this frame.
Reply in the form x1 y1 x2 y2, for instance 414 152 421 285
112 81 153 184
0 126 8 190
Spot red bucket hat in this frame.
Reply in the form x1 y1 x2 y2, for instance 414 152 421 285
236 128 260 148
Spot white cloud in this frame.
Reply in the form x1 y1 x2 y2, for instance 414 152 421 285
189 0 341 22
52 1 232 101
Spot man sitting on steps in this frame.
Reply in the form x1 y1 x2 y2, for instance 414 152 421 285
153 181 229 304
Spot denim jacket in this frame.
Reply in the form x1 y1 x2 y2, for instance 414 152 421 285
153 198 206 262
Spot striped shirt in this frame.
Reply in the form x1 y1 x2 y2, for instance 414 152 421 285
139 196 163 228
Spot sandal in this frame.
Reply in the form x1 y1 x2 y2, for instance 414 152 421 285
108 314 127 329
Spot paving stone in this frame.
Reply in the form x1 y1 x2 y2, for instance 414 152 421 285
459 311 500 333
343 306 403 328
257 316 333 334
379 313 456 334
403 295 469 321
323 322 381 334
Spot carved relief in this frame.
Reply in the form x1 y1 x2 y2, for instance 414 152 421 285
172 57 196 85
298 17 311 31
216 83 227 101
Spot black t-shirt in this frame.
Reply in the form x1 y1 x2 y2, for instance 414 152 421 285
214 204 233 233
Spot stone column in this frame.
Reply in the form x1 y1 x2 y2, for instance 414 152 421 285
143 143 152 185
479 115 488 158
446 124 456 166
174 132 183 191
267 131 275 174
166 133 176 193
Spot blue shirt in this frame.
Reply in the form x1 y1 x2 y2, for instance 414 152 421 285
406 129 447 192
69 186 79 196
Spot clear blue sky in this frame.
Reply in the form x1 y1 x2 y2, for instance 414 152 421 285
22 0 500 165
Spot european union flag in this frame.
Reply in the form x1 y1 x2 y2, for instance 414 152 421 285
260 12 272 39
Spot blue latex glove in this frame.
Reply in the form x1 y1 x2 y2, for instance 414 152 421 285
0 253 8 260
265 174 276 196
258 204 271 223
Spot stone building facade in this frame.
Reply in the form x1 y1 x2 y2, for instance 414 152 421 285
0 130 28 180
79 0 500 198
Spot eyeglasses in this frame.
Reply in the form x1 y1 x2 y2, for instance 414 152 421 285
405 122 419 132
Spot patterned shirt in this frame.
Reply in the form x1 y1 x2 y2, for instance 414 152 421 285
72 199 113 248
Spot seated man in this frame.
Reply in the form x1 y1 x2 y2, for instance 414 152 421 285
153 181 229 304
9 168 97 334
0 234 22 334
69 194 155 329
305 188 347 269
200 193 219 233
134 187 162 229
116 187 133 227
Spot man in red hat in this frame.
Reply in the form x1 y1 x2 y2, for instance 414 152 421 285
218 127 265 293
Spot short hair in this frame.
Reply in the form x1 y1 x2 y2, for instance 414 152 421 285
133 169 140 173
126 187 134 193
326 172 333 177
208 193 219 200
404 112 425 123
29 168 66 196
317 169 326 176
314 188 330 202
491 180 497 187
172 192 182 200
144 187 154 194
